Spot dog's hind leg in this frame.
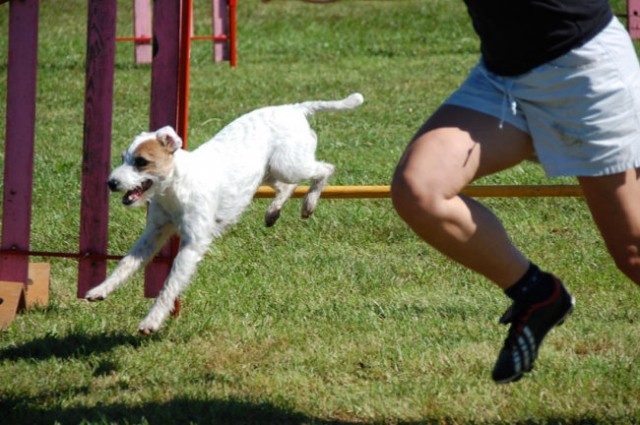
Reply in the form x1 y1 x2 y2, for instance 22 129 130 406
302 161 335 219
265 179 298 227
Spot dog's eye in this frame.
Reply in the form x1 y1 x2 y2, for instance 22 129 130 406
133 157 150 168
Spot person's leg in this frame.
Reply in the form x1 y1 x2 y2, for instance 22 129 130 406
579 169 640 286
392 104 575 383
391 104 535 289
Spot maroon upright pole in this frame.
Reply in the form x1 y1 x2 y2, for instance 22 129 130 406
77 0 118 297
144 0 184 298
0 0 39 285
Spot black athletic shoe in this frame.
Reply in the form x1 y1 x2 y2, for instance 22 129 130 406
492 276 575 383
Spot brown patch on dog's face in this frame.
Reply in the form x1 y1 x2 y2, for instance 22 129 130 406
131 138 175 178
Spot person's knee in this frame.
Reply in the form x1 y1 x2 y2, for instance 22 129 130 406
390 167 411 216
391 166 418 216
391 165 439 221
611 248 640 286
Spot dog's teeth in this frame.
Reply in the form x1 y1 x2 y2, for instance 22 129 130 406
123 190 140 205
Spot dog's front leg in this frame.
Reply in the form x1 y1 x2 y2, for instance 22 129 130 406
138 235 211 334
85 218 176 301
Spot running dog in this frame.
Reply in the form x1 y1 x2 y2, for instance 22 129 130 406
85 93 364 334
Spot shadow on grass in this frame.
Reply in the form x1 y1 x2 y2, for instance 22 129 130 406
0 332 349 424
0 331 147 361
2 396 355 425
0 394 626 425
1 333 633 425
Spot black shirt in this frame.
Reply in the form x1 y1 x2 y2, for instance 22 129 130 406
463 0 614 76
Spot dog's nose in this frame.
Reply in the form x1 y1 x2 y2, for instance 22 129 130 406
107 178 119 192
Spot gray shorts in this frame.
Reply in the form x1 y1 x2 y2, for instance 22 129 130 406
444 17 640 177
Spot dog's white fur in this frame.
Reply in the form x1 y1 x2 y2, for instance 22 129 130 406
85 93 364 334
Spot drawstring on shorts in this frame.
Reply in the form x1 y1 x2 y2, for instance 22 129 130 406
499 79 518 129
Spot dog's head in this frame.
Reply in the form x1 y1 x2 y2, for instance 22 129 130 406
108 126 183 207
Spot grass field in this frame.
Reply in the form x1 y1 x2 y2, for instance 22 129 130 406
1 1 639 424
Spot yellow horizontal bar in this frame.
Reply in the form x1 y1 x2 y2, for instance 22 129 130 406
254 184 583 199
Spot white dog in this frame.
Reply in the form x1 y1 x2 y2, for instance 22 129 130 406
85 93 364 334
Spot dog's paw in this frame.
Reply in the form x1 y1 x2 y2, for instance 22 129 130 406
138 326 156 336
301 200 317 219
138 318 161 335
302 187 325 220
265 209 281 227
85 287 108 302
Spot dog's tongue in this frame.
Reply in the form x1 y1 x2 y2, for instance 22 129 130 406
121 180 152 205
123 189 142 205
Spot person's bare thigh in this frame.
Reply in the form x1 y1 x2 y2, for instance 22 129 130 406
395 105 535 196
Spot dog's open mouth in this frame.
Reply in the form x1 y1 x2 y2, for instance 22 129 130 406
123 180 153 205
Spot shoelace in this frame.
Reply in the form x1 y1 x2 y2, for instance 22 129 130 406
498 301 531 347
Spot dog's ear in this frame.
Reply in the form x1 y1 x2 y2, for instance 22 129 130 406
155 126 183 153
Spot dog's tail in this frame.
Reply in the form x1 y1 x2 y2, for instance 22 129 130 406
298 92 364 116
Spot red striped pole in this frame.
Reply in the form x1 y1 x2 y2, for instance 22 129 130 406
229 0 238 67
177 0 193 145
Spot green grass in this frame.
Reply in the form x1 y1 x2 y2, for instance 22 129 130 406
1 0 639 424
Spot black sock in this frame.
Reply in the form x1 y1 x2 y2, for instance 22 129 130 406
505 263 555 304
